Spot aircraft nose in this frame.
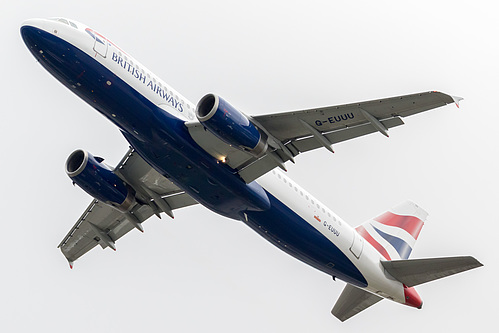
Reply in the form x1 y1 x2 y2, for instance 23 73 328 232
21 18 44 28
20 18 64 47
21 19 50 49
21 26 46 60
21 18 50 36
20 18 77 81
20 18 65 63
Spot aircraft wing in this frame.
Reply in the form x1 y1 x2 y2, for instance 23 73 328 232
187 91 460 183
58 149 198 266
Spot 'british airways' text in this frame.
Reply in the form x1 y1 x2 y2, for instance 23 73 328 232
111 52 183 112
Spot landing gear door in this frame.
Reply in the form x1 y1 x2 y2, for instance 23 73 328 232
93 33 108 58
350 231 364 259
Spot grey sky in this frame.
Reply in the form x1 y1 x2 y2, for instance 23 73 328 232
2 1 496 332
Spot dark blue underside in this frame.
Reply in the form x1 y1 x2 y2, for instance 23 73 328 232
21 26 367 287
246 193 367 287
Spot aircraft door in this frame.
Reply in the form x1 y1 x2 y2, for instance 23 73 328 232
93 33 108 58
350 231 364 259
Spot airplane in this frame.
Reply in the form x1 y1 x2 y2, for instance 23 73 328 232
21 17 482 321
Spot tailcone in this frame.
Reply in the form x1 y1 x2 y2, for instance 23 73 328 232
404 286 423 309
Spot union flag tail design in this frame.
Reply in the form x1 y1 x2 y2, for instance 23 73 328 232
356 201 428 260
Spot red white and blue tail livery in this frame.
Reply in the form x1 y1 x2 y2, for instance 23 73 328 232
356 201 426 261
21 17 482 322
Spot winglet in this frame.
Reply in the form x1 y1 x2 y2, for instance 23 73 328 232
451 95 464 108
68 260 74 269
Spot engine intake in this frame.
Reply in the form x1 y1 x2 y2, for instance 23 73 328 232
66 150 135 211
196 94 267 157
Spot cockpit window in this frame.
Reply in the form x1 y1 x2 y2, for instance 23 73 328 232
49 18 78 29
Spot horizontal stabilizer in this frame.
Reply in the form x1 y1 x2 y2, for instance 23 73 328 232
332 284 383 322
381 256 482 287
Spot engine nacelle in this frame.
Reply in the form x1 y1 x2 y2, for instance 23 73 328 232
65 150 135 211
196 94 267 157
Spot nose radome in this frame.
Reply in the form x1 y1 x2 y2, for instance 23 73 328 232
20 19 68 65
20 18 52 44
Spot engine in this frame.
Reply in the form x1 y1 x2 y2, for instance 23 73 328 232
65 149 135 211
196 94 267 157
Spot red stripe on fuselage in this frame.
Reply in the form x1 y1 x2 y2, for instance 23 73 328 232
373 212 424 239
356 226 391 260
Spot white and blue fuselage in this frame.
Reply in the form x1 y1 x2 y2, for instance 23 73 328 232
21 18 421 309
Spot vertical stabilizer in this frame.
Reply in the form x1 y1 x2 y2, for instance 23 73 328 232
355 201 428 260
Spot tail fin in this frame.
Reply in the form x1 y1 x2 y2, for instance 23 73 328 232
356 201 427 260
381 256 483 287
